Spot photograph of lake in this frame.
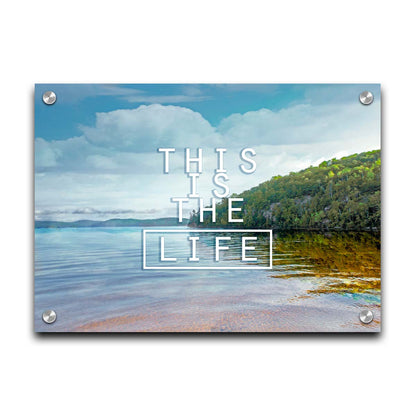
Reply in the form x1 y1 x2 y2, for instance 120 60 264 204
35 83 381 332
35 227 380 332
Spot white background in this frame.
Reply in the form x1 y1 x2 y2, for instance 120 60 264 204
1 1 414 415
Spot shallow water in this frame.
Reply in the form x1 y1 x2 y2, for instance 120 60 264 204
34 227 380 332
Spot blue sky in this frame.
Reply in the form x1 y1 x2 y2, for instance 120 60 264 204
35 84 379 141
35 84 380 221
36 84 298 141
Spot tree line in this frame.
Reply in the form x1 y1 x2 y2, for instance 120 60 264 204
188 149 380 231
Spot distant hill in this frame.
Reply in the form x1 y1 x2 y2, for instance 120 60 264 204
35 217 187 229
189 150 381 231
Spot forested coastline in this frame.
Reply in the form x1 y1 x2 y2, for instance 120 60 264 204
188 150 381 231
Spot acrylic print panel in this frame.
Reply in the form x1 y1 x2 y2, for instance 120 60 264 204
34 84 381 333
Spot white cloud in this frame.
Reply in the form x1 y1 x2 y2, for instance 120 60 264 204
86 155 118 170
35 138 60 168
218 102 379 147
80 104 221 152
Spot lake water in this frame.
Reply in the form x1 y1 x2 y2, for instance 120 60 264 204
34 227 380 332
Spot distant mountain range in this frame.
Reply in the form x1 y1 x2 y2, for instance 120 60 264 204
35 217 187 229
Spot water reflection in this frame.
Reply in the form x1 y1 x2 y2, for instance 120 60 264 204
270 231 380 297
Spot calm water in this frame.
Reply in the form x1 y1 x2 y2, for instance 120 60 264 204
34 227 380 332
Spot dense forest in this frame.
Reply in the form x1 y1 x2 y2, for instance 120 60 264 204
189 150 380 231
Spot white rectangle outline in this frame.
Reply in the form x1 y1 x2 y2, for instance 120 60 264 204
142 229 273 270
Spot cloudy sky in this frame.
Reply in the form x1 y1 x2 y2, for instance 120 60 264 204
35 84 380 221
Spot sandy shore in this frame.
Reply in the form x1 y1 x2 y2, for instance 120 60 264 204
74 304 381 332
